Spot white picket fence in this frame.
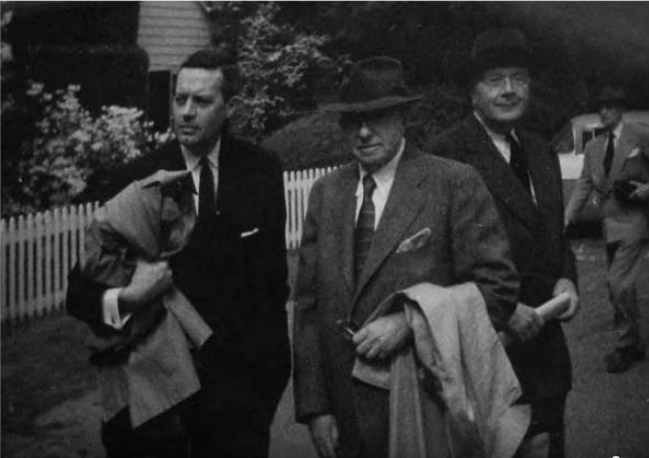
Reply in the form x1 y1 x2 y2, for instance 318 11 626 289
0 166 336 324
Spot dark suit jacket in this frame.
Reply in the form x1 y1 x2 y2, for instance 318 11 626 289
67 136 290 421
425 114 577 402
293 144 519 455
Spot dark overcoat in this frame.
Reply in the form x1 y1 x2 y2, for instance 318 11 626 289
425 115 577 403
67 136 291 431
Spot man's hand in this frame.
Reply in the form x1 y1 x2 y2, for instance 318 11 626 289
629 181 649 201
554 278 580 321
506 303 543 343
118 260 173 316
309 414 339 458
352 312 411 360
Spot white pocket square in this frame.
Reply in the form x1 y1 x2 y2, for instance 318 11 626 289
396 228 431 253
627 147 640 158
240 227 260 238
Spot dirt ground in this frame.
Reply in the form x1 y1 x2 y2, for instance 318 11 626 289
2 239 648 458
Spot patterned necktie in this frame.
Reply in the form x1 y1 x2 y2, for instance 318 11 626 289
199 157 216 220
354 174 376 284
506 133 531 195
603 132 615 177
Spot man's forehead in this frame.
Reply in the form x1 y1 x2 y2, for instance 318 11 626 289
176 68 224 92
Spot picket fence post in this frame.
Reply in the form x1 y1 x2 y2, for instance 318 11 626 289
1 167 337 325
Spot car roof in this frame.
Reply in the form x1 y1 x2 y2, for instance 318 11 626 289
571 111 649 129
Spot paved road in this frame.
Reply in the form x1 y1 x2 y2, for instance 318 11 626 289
2 239 647 458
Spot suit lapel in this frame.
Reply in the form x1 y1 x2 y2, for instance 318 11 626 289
334 165 361 295
352 145 426 303
612 125 635 179
463 117 540 231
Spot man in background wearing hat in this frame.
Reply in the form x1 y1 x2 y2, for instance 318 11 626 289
566 87 649 373
293 56 521 458
425 28 579 458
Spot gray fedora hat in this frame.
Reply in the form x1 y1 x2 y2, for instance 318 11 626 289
323 56 422 113
468 28 532 82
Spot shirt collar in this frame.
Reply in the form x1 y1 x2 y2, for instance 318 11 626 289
474 111 520 144
356 138 405 197
611 122 624 139
181 137 221 172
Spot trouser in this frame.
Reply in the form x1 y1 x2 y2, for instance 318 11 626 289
102 374 277 458
102 406 189 458
606 238 649 351
515 397 566 458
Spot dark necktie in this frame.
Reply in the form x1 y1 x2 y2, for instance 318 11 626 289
354 175 376 284
506 133 531 195
199 157 216 220
603 132 615 177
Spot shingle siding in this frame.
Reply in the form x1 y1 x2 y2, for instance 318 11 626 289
137 1 211 71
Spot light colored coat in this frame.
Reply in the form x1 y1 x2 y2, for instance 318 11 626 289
293 144 519 456
566 122 649 242
82 170 211 427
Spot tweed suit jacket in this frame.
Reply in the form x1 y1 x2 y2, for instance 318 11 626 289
425 114 577 402
67 136 291 420
292 143 519 455
565 122 649 243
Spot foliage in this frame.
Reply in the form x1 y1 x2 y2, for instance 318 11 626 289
3 83 172 215
212 2 345 140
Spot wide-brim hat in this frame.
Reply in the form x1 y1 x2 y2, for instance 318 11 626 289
595 86 627 106
323 56 422 113
466 28 532 84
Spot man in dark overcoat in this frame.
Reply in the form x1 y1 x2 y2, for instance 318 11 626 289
66 49 290 458
425 28 580 458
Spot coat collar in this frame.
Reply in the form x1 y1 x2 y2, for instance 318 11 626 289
353 144 428 301
460 115 540 231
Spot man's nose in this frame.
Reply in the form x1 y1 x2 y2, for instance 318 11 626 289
502 77 515 93
357 122 372 138
181 101 196 118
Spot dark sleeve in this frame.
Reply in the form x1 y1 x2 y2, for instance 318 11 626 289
66 263 116 337
292 178 331 423
548 147 578 285
449 166 520 330
260 155 291 313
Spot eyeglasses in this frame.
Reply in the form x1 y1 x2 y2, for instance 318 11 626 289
481 72 530 89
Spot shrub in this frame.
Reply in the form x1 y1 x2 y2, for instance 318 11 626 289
7 83 172 214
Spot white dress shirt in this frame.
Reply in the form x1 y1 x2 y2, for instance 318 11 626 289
102 139 221 330
355 138 406 228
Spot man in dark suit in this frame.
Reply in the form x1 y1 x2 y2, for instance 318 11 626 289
566 87 649 373
293 56 521 458
425 28 580 458
67 49 290 458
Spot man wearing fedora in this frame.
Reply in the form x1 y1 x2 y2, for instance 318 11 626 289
293 56 521 458
566 87 649 373
425 28 580 458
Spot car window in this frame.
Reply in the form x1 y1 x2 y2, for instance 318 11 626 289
580 127 607 154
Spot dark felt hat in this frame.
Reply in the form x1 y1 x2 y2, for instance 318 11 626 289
323 56 422 113
596 87 627 106
468 28 531 83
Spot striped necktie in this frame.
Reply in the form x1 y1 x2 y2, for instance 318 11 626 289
354 174 376 284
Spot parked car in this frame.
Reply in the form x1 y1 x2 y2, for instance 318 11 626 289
550 111 649 223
